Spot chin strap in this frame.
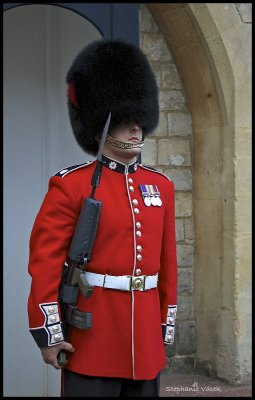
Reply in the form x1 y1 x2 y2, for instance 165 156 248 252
106 135 144 149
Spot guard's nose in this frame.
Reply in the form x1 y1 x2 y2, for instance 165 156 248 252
129 125 142 134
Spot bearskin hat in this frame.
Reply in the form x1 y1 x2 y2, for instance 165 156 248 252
66 39 159 155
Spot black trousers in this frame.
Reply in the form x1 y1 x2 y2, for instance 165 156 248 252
62 369 160 397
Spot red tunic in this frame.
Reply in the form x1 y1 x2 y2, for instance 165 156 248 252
27 155 177 380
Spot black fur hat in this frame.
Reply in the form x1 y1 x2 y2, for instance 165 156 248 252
66 39 159 155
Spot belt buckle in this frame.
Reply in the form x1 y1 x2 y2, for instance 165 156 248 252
131 275 145 291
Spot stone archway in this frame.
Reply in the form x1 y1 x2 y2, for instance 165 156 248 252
146 3 251 384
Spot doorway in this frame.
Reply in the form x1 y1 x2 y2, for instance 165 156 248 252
3 4 101 396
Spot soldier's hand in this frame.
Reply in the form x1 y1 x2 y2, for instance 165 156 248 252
40 341 74 369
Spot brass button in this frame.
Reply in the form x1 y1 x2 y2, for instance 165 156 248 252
132 199 138 206
134 208 140 214
54 334 62 341
136 231 142 237
137 254 142 261
137 245 142 252
128 178 133 184
168 328 174 335
136 222 141 229
52 325 60 333
129 186 134 192
135 269 141 276
49 315 57 323
48 306 55 314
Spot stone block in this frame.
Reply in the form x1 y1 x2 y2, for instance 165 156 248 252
153 112 168 137
168 113 192 136
184 218 195 244
159 90 186 111
177 321 196 355
143 33 172 61
139 4 159 32
177 245 194 267
175 218 184 242
158 139 191 166
178 268 193 294
148 60 161 90
176 294 194 319
168 356 195 372
141 139 157 165
164 168 192 190
175 192 193 217
162 63 182 90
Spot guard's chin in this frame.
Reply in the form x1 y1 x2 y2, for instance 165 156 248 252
124 147 141 156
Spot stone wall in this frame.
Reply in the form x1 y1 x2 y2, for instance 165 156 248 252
140 3 252 384
140 5 196 369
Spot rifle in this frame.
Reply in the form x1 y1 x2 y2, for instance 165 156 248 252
57 113 111 367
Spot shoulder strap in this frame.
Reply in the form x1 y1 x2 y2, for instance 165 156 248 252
55 161 94 178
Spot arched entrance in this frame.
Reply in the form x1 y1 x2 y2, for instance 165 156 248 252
146 3 251 384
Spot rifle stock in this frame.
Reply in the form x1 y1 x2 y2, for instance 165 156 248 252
57 199 101 367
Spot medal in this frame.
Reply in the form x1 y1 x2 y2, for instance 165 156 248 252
151 197 158 206
140 185 151 207
144 197 151 207
153 185 162 207
156 197 162 207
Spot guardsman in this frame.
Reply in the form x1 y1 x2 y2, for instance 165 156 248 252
27 39 177 397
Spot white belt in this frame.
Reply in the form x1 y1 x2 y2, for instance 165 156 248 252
84 272 158 292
